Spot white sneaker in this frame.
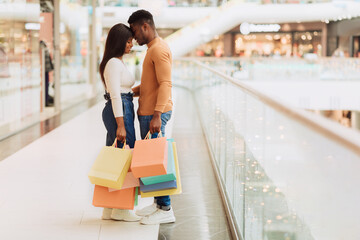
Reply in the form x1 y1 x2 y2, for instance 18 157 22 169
135 203 158 216
102 208 112 220
111 209 141 222
140 208 176 225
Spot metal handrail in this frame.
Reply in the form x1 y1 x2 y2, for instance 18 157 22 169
177 58 360 156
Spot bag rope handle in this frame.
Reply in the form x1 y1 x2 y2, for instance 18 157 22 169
145 131 163 139
112 139 127 149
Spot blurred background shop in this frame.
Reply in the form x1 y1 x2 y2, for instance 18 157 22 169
193 22 325 57
1 0 360 156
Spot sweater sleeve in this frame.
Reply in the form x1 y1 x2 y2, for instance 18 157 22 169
152 47 172 113
104 59 123 117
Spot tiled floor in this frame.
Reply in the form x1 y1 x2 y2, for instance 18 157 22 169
0 95 102 161
0 87 231 240
159 88 232 240
0 98 158 240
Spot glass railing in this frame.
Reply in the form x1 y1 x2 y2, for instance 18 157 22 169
173 59 360 240
199 57 360 81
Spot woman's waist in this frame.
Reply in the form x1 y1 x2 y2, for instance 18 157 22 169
104 91 134 101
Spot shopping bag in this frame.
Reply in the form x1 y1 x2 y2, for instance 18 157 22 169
140 139 176 185
140 179 177 193
88 139 132 189
140 142 182 197
93 185 136 209
134 187 139 206
108 171 140 192
131 132 168 178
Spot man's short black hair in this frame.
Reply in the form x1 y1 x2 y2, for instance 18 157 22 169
128 9 155 28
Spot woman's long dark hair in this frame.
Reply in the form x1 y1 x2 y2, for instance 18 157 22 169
99 23 133 87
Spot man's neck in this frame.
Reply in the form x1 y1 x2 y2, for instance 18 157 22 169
147 31 159 44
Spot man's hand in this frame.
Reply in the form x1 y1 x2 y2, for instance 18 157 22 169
150 111 162 134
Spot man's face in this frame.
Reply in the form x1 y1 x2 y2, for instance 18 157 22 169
130 24 146 46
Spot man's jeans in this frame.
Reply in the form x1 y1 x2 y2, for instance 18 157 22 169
102 93 136 148
138 111 172 207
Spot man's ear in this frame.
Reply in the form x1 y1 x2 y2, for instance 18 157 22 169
142 22 149 32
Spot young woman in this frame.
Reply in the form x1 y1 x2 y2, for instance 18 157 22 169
99 23 140 221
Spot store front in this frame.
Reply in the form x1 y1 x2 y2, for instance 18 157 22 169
193 22 326 58
0 0 99 140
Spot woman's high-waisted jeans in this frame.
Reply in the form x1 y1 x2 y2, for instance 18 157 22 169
102 92 136 148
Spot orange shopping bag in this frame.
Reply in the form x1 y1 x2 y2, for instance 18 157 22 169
131 132 168 178
93 185 136 209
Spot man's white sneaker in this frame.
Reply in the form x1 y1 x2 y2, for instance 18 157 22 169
102 208 112 220
135 203 158 216
140 208 176 225
111 209 141 222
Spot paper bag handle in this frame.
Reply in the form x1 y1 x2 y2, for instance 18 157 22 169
112 139 127 149
145 131 163 139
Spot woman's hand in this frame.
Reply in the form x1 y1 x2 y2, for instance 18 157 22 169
116 117 126 143
132 85 140 97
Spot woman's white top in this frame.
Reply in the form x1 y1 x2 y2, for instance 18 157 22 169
104 57 135 117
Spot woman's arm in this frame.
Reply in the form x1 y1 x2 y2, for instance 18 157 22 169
105 59 126 143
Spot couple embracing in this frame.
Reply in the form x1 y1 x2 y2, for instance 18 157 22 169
99 10 174 225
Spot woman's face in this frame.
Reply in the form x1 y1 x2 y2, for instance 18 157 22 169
125 37 133 54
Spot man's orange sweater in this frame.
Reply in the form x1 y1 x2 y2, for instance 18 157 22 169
132 37 173 116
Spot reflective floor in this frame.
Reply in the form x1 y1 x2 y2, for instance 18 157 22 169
159 88 232 240
0 95 102 161
0 87 231 239
0 98 158 240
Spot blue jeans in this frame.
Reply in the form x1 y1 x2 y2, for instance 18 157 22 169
102 93 136 148
138 111 172 207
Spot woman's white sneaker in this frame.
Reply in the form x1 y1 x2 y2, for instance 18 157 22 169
111 209 141 222
140 208 176 225
102 208 113 220
135 203 158 216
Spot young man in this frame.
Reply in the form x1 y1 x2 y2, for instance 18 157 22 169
128 10 175 225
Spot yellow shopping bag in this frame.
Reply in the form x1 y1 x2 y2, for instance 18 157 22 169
140 142 182 198
88 139 132 190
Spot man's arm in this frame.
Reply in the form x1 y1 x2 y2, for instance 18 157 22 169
153 48 172 113
149 47 172 134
